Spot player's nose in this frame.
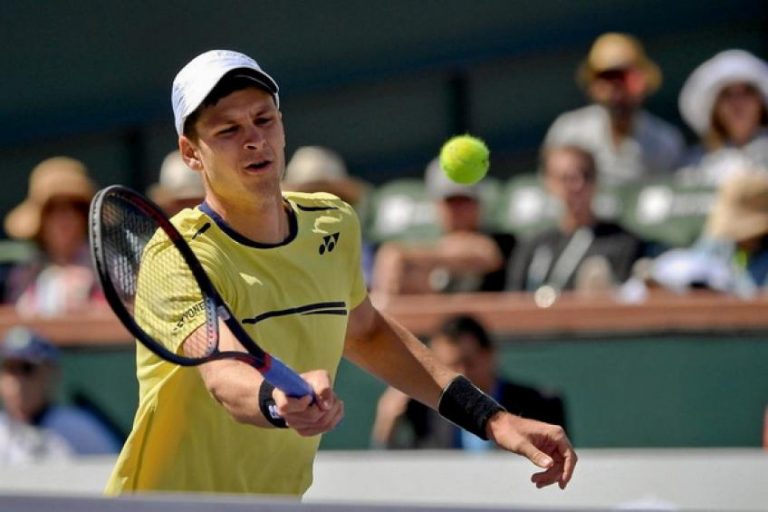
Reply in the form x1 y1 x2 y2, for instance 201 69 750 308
242 125 266 150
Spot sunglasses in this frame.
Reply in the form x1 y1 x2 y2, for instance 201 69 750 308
0 360 40 377
595 68 630 81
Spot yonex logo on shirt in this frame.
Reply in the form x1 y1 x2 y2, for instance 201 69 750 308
319 233 340 255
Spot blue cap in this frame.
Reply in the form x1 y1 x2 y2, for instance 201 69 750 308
0 327 59 364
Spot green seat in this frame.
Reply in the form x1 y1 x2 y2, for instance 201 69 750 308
593 182 633 223
493 173 633 238
492 174 557 237
0 239 35 264
365 178 440 243
364 177 503 243
621 179 717 248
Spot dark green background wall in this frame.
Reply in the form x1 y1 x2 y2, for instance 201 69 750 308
57 333 768 449
1 0 766 236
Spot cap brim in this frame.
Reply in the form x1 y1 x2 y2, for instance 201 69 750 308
577 59 661 94
230 71 278 96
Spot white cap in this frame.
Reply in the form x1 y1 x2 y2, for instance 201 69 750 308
172 49 280 136
679 49 768 136
161 151 204 198
282 146 368 204
284 146 349 184
651 247 735 293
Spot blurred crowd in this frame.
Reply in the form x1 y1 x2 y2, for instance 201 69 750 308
361 35 768 304
1 33 767 458
4 34 767 314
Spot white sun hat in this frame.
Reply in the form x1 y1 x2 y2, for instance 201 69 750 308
679 49 768 136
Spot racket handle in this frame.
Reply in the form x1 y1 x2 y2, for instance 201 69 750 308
263 357 315 400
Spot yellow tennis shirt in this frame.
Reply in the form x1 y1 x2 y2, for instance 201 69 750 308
105 192 367 495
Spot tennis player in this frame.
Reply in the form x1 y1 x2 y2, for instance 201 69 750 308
105 49 576 496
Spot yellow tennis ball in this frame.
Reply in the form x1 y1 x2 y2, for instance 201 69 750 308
439 135 490 185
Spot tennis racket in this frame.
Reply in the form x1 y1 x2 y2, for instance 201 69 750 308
89 184 313 399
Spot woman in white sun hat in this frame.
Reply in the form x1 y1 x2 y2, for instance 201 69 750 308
676 49 768 187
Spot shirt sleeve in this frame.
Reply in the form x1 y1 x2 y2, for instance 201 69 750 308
343 201 369 310
134 233 207 355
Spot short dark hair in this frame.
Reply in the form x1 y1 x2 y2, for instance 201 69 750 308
437 314 494 351
540 145 598 183
183 69 276 139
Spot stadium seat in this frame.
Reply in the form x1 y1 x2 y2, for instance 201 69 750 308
621 179 717 249
364 177 502 244
365 178 440 243
492 173 630 238
492 174 558 237
0 239 36 295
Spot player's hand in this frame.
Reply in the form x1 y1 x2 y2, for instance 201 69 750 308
272 369 344 437
486 412 577 490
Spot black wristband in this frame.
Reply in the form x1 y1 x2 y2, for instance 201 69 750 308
258 380 288 428
437 375 505 440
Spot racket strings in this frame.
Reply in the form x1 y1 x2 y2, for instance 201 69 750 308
98 193 217 359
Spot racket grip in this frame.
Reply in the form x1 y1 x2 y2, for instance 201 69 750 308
262 357 315 400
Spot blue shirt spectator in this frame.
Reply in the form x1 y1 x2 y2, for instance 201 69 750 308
0 327 120 463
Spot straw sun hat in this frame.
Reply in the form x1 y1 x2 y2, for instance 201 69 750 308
4 157 95 240
577 32 662 94
705 171 768 243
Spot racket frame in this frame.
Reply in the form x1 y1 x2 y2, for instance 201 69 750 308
89 185 313 398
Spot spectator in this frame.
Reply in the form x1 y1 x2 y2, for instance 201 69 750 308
2 157 103 317
283 146 370 211
371 315 566 450
148 150 205 216
0 327 121 463
372 158 515 294
507 146 645 296
283 146 375 284
650 171 768 297
543 33 684 185
676 49 768 187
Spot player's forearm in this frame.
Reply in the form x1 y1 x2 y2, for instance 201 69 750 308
197 359 274 428
345 302 456 408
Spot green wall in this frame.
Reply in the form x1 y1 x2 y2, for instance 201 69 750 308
53 333 768 449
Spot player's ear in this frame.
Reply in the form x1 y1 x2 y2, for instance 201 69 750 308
179 136 203 171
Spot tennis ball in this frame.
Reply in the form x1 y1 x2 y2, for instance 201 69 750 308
439 135 490 185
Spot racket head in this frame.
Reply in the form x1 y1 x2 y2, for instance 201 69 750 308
89 185 221 366
90 185 312 399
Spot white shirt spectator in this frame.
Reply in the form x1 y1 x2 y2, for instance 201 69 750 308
544 104 685 185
